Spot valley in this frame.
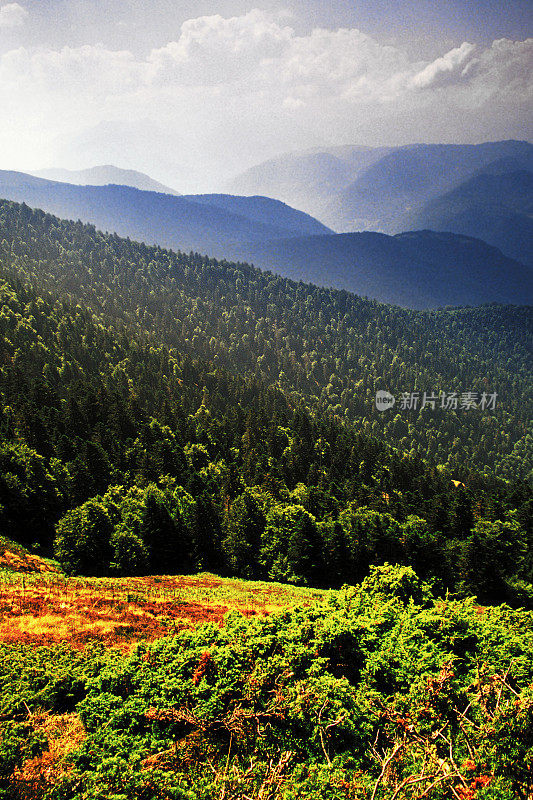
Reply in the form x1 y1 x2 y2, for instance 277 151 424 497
1 0 531 794
0 141 530 800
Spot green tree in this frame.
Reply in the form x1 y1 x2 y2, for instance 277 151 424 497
260 504 321 585
338 506 403 583
54 498 113 576
401 515 446 585
222 490 266 578
0 441 61 546
460 516 528 603
137 484 193 574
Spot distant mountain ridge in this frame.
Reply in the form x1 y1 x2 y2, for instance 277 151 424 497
229 145 394 223
229 140 533 244
32 165 181 196
0 166 530 309
228 229 531 309
330 141 533 233
0 170 331 256
407 169 533 267
181 193 332 237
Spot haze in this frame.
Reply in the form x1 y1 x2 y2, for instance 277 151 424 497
1 0 531 192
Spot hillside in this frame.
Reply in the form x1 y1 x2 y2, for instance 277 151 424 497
2 170 530 309
0 198 530 486
1 566 532 799
229 229 531 308
32 165 181 196
228 145 394 223
0 171 330 257
408 169 533 266
230 140 533 239
181 193 332 237
0 200 530 601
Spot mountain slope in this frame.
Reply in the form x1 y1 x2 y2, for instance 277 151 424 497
407 169 533 266
181 193 332 237
1 168 530 309
229 229 531 309
230 140 533 235
330 140 533 232
0 170 330 255
32 165 181 195
228 145 393 225
0 198 530 483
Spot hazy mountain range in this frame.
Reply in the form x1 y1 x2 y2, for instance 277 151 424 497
229 145 394 223
227 231 528 309
1 139 531 309
31 165 181 196
405 166 533 267
229 140 533 266
0 170 330 254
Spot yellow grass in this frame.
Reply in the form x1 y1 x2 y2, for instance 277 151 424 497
13 712 85 798
0 569 326 648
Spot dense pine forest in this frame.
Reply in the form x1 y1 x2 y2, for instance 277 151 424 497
0 199 531 603
1 0 531 790
0 198 532 799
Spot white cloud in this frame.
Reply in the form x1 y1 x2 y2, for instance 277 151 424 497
277 27 408 92
148 10 293 85
0 2 27 29
0 10 530 187
472 37 533 100
0 44 142 95
410 42 477 90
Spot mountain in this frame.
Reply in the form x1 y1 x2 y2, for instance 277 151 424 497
406 167 533 267
181 193 332 237
229 229 531 309
0 196 531 593
0 198 531 485
0 170 331 255
228 145 394 225
0 168 530 309
331 141 533 234
32 165 181 196
0 196 531 800
230 140 533 236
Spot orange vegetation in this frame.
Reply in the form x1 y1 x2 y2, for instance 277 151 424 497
0 546 58 574
12 712 85 800
0 572 320 649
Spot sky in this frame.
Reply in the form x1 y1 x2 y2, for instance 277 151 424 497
0 0 531 191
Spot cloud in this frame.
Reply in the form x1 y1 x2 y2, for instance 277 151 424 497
148 16 411 103
410 42 477 90
0 2 27 28
473 37 533 100
0 44 142 95
0 10 530 187
148 10 293 85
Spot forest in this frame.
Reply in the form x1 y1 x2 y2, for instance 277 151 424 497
0 199 532 798
0 199 530 601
